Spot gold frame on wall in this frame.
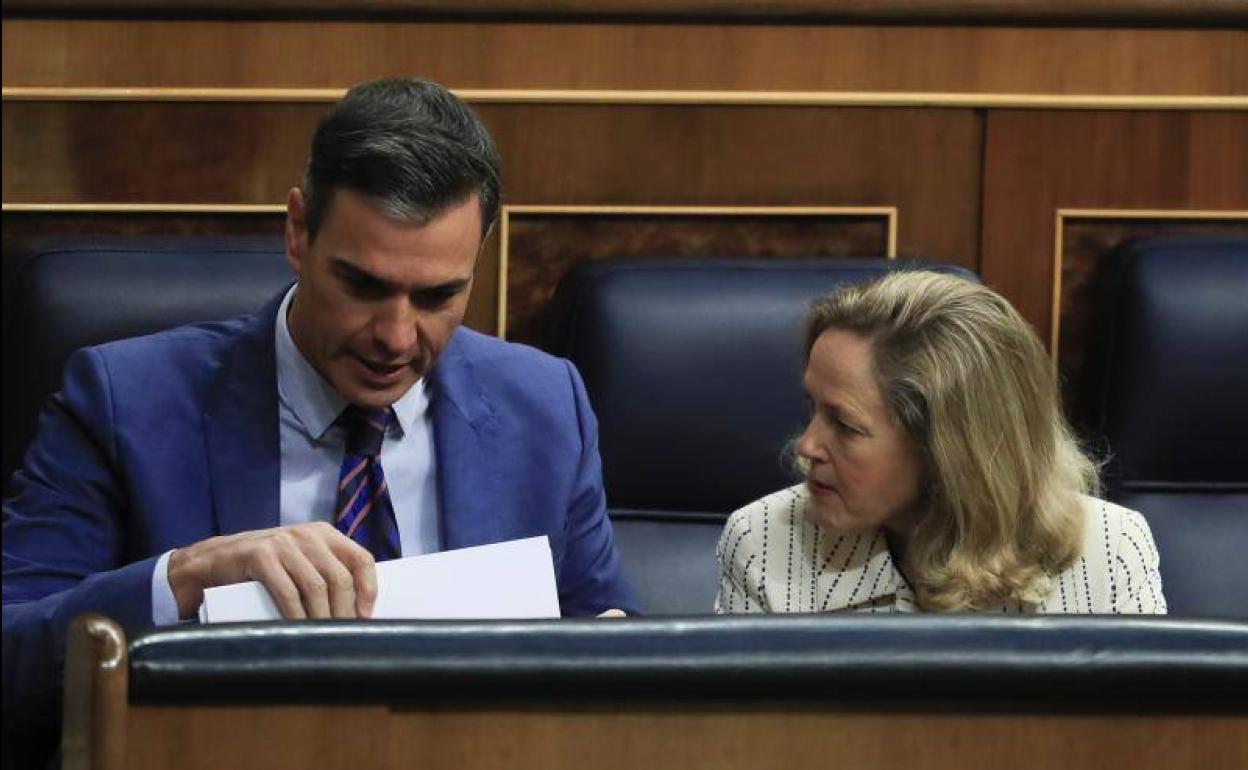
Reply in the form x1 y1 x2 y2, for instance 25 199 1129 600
497 204 898 339
1050 208 1248 360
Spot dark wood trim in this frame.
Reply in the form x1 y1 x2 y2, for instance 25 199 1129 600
4 0 1246 25
63 614 129 770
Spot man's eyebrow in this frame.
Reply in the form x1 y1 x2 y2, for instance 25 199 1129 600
330 257 391 288
331 258 471 295
421 277 472 294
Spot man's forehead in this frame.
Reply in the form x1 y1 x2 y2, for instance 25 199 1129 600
323 187 483 230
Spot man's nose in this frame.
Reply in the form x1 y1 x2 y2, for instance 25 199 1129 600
372 301 419 356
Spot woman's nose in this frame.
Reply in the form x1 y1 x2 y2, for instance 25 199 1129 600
372 302 419 356
796 418 827 463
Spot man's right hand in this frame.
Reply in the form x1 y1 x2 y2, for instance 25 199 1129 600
167 522 377 621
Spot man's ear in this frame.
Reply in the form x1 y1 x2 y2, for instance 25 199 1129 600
478 218 498 257
284 187 308 275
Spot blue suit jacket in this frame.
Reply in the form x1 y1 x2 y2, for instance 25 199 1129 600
2 290 636 725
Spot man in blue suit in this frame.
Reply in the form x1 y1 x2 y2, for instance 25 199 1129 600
2 78 636 745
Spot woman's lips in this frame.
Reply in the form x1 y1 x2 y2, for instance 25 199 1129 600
807 478 836 496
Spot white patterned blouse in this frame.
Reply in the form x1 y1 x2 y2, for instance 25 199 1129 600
715 484 1167 614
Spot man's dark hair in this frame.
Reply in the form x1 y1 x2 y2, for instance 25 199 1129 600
301 78 501 241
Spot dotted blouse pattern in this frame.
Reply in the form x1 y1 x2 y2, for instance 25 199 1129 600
714 485 1168 615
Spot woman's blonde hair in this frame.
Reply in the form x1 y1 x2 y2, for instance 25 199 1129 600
804 270 1098 610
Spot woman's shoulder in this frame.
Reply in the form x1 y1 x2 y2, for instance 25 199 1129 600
1074 494 1161 573
1077 495 1153 538
719 484 809 551
726 484 809 528
1072 495 1166 614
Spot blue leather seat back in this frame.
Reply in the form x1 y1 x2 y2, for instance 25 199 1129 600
2 236 292 486
604 512 726 617
1081 235 1248 618
1113 491 1246 617
554 258 975 615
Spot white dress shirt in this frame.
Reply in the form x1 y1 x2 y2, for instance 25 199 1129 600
715 484 1167 614
151 285 440 624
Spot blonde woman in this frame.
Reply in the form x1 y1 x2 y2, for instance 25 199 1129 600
716 271 1165 614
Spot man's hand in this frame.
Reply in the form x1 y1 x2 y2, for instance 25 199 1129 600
167 522 377 621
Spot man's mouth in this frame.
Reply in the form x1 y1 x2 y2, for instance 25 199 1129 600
359 358 404 374
352 354 410 381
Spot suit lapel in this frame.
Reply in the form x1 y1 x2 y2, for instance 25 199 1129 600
203 290 285 536
429 331 504 550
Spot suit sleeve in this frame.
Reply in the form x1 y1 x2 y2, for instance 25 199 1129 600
552 360 639 617
2 348 159 731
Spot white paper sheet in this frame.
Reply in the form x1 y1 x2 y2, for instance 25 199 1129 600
198 535 560 623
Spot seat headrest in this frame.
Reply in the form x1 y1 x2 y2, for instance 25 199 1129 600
554 258 976 515
2 236 292 483
127 615 1248 710
1084 236 1248 488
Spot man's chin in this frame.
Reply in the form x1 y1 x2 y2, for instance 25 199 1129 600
338 376 419 410
334 356 428 405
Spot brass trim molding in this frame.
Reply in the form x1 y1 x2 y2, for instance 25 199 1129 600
5 0 1247 23
3 88 345 103
1 202 286 213
4 88 1247 111
1050 208 1248 359
498 204 897 338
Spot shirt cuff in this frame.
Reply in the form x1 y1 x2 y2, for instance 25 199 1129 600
150 549 184 626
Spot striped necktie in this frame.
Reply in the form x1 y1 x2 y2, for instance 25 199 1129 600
334 406 402 561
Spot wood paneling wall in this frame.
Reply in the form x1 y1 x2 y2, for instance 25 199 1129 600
4 20 1246 94
981 110 1248 340
3 5 1247 399
2 100 986 337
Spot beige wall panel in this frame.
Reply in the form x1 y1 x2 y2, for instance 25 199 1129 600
980 110 1248 340
4 19 1246 95
3 101 983 334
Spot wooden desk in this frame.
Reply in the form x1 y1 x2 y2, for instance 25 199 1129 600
63 613 1248 770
